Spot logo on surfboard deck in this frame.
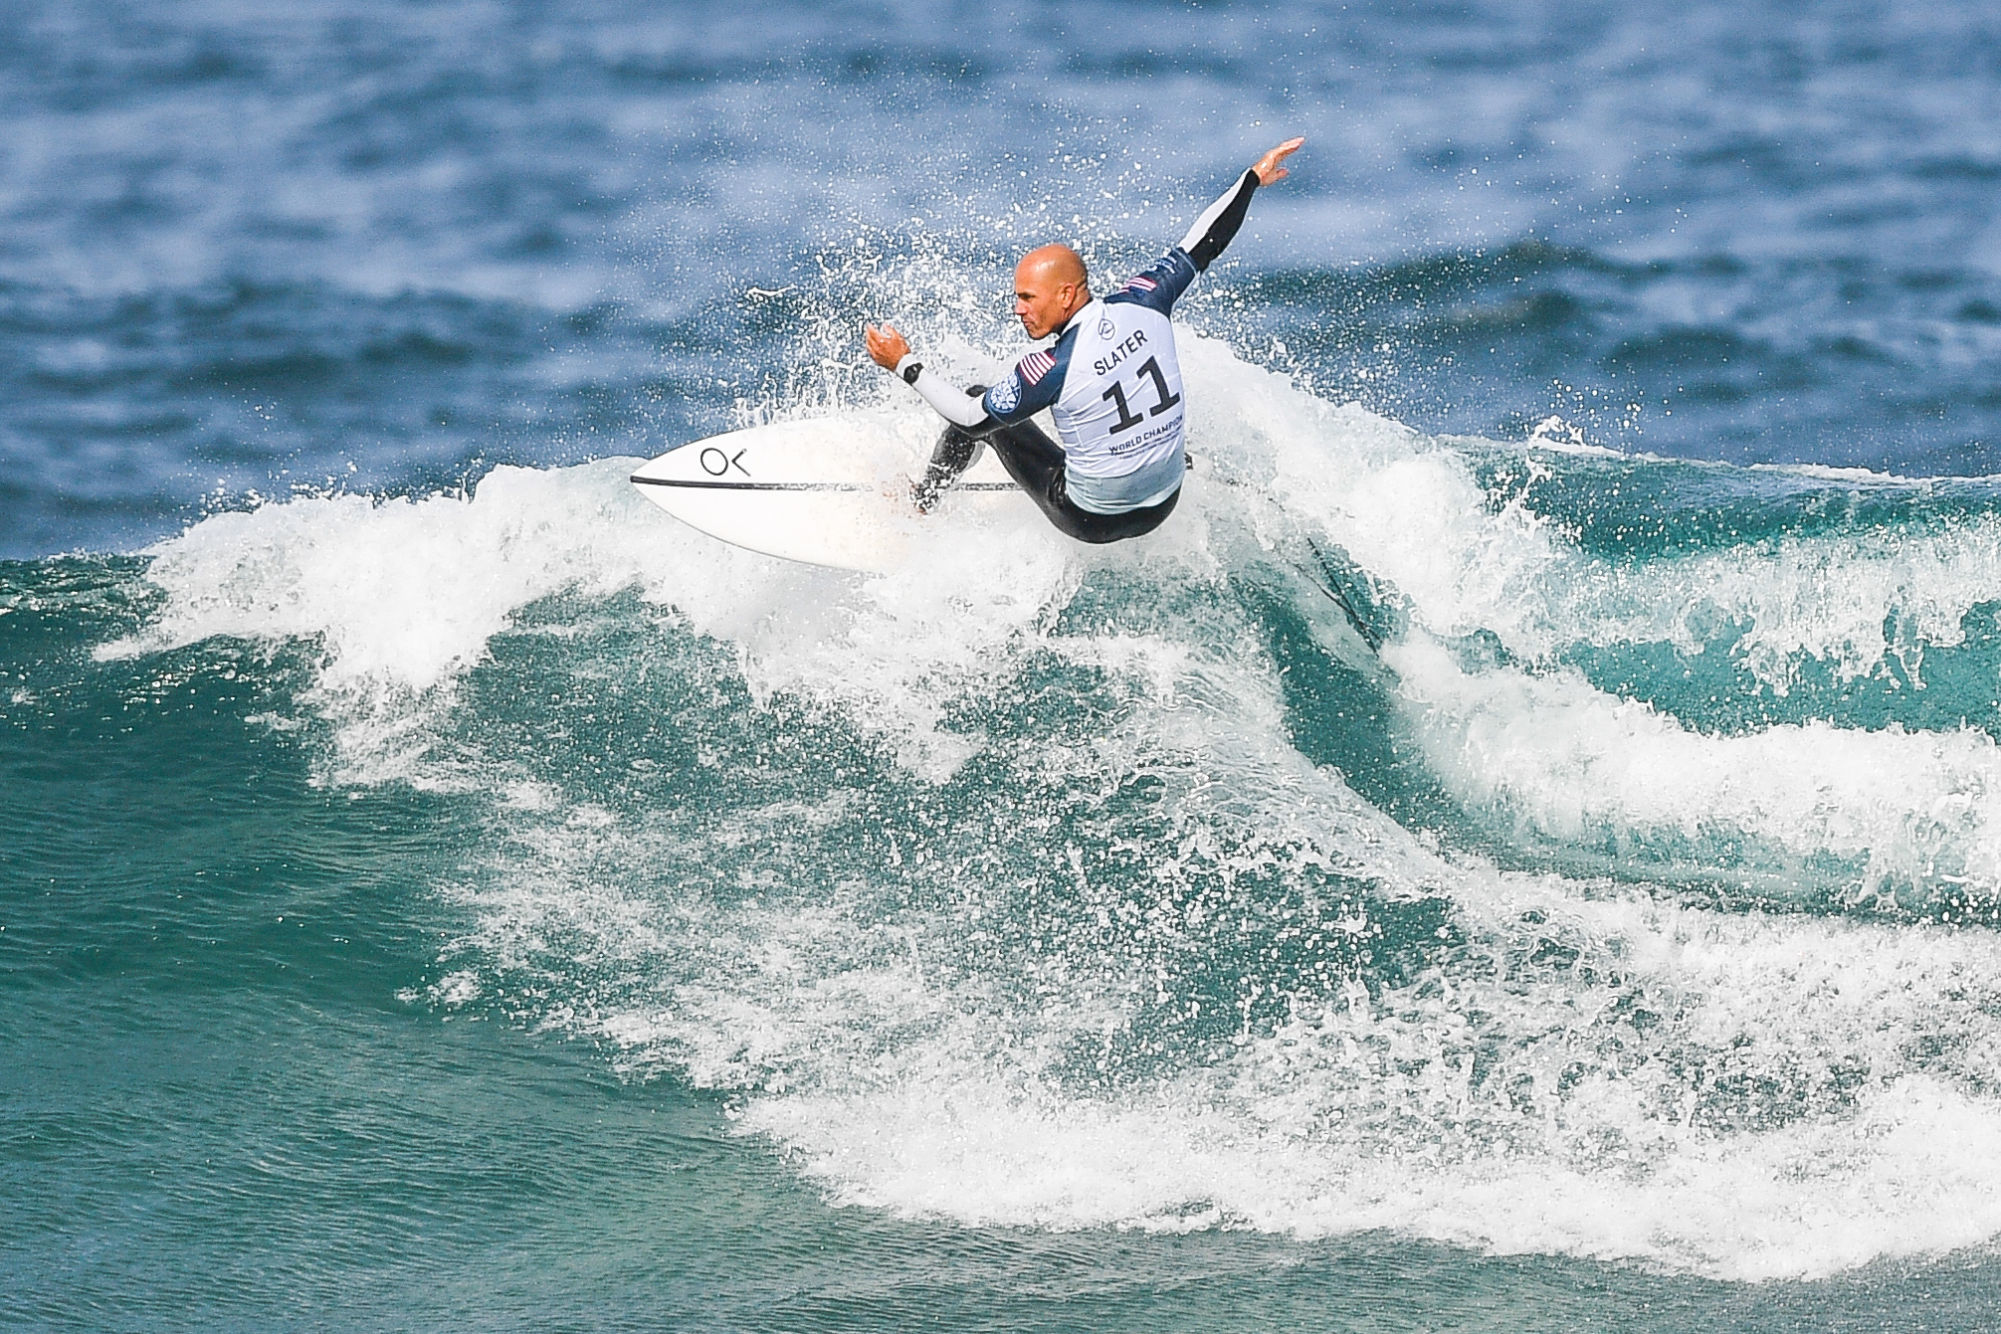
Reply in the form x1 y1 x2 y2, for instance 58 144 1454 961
700 446 750 477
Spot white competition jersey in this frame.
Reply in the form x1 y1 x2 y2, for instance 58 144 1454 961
1050 295 1186 481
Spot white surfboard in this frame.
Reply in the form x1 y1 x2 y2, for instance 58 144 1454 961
629 415 1025 573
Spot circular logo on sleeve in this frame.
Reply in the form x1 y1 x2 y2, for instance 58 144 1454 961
988 377 1020 414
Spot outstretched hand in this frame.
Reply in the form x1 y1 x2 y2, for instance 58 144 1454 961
865 322 911 370
1252 136 1306 186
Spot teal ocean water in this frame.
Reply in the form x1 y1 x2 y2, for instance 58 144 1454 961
9 2 2001 1330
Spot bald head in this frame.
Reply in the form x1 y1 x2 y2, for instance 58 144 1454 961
1012 245 1091 339
1018 244 1088 289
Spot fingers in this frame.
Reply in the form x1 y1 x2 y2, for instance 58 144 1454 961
864 322 909 369
1254 136 1306 185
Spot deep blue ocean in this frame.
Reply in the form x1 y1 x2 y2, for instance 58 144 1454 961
9 2 2001 1329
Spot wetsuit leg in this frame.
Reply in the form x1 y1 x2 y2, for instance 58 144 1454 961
913 383 995 513
981 418 1181 545
914 425 984 512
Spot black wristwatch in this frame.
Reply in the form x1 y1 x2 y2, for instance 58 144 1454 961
901 360 923 385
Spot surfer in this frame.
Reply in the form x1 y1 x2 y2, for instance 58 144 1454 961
865 137 1304 544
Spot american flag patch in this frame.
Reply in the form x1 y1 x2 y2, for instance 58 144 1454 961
1125 275 1158 292
1018 349 1056 385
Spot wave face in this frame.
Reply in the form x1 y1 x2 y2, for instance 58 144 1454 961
31 338 1997 1291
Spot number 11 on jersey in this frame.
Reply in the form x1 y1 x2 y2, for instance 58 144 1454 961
1101 356 1181 434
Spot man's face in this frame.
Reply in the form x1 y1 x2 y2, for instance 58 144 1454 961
1013 262 1078 339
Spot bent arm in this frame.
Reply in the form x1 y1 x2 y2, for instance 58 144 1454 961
866 321 991 428
895 354 990 428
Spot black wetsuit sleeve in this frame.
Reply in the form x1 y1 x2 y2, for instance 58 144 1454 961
1179 168 1259 272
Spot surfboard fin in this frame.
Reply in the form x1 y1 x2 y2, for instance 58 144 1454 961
1300 537 1404 655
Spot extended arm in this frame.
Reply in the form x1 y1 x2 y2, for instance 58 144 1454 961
1180 136 1304 271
